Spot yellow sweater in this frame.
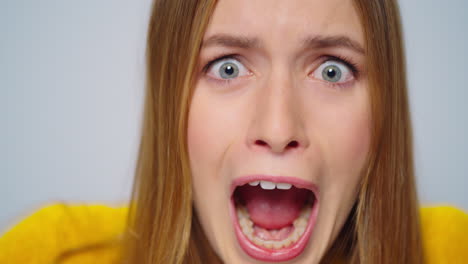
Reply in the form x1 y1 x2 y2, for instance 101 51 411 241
0 204 467 263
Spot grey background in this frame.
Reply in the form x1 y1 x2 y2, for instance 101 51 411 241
1 0 467 231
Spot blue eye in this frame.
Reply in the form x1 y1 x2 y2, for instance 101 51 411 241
207 58 249 80
322 64 341 82
312 60 354 84
219 62 239 79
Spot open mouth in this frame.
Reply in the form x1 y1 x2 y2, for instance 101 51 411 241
230 176 319 262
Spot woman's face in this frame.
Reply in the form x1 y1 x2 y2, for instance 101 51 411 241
187 0 370 263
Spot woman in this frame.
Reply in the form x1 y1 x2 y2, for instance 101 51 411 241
125 0 425 263
1 0 467 263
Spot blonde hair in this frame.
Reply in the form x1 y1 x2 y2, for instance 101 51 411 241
122 0 424 263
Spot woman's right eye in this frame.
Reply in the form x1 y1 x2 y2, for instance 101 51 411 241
206 58 250 81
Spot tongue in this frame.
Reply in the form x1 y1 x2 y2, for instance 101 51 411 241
237 185 309 229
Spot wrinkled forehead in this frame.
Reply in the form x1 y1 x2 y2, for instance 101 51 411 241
204 0 364 53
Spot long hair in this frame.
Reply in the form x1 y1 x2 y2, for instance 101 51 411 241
122 0 423 263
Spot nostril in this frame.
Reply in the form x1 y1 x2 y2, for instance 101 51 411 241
287 141 299 149
253 139 299 150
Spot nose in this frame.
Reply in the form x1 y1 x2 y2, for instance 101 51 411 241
246 72 309 154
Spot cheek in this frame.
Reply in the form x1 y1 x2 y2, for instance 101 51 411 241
186 90 229 255
328 110 370 171
187 116 221 174
187 86 246 213
187 86 250 259
305 87 371 251
187 92 237 176
304 84 371 218
187 84 252 179
322 108 370 213
310 88 371 177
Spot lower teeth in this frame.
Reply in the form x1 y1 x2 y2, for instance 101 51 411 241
236 205 312 249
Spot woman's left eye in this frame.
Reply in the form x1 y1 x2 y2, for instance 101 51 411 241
311 60 354 84
206 58 250 80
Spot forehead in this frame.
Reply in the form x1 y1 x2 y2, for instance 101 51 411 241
204 0 364 50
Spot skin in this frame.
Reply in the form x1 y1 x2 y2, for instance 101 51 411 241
187 0 370 263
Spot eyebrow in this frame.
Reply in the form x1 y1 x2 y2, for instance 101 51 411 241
202 34 260 49
302 35 365 55
201 33 365 54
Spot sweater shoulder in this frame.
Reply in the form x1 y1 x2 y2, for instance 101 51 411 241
420 206 468 264
0 203 127 264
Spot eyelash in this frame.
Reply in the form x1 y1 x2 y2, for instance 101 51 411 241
326 55 360 77
201 53 361 87
202 54 239 73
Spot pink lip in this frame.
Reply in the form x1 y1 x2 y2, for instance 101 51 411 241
229 175 320 262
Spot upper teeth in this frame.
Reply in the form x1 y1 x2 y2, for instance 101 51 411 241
248 180 292 190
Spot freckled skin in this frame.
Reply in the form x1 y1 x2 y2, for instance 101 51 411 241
187 0 370 263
